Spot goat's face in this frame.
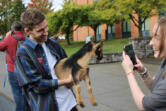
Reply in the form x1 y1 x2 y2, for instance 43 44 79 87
91 41 103 60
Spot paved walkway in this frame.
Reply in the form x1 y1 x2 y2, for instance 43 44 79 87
0 52 161 111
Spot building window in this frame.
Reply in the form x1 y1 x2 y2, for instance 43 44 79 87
122 20 131 38
142 19 149 37
142 19 149 31
108 24 115 33
96 25 101 41
122 21 131 32
106 24 115 40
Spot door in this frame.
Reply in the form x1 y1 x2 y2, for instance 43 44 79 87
96 25 101 41
142 19 149 37
106 24 115 40
122 20 131 38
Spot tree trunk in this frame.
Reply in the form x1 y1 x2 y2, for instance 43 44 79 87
94 28 97 41
91 25 98 42
66 33 71 45
138 17 143 38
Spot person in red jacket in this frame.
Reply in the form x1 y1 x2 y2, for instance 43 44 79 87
0 21 30 111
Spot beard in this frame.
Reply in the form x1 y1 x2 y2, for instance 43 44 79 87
31 34 48 44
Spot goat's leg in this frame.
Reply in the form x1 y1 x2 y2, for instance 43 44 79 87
84 74 97 106
74 83 85 107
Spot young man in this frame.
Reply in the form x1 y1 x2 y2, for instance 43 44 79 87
0 21 29 111
122 16 166 111
15 9 78 111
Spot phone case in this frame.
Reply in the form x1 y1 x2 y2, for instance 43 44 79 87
124 44 137 65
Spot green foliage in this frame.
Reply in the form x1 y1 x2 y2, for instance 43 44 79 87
47 2 89 45
113 0 164 37
0 0 13 35
10 0 26 24
46 11 62 36
0 0 25 35
47 0 122 44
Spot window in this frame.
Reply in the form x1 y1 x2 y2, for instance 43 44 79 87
122 21 131 32
108 24 115 34
122 20 131 38
142 19 149 31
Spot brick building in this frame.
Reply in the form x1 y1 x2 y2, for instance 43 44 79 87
72 0 160 41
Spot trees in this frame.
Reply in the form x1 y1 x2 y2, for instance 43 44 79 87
10 0 26 25
47 2 84 45
76 0 120 40
28 0 53 14
47 0 120 44
113 0 162 37
0 0 12 35
0 0 25 36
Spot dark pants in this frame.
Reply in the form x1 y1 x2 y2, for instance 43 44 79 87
8 72 30 111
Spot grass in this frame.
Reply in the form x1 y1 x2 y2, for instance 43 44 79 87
59 38 129 56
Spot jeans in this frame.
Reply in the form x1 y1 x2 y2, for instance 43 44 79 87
8 72 30 111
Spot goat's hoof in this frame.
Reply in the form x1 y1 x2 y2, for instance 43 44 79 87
79 102 85 107
92 101 98 106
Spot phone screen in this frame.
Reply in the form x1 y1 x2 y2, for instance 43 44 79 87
124 44 137 65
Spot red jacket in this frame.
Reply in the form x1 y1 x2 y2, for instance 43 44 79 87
0 31 25 72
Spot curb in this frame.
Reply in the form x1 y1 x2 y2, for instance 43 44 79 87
0 90 14 103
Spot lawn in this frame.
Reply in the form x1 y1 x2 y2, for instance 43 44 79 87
59 38 130 56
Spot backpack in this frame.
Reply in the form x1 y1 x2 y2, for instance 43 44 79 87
8 34 24 62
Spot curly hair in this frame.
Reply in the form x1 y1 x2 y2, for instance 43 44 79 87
21 8 45 30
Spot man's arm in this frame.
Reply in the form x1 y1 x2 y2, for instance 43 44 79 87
16 52 73 94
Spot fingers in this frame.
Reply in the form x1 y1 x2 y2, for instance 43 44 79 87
122 51 126 59
135 56 141 63
122 51 130 61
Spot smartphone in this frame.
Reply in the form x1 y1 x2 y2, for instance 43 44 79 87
124 44 137 66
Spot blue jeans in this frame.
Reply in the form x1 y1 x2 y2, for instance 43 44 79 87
8 72 30 111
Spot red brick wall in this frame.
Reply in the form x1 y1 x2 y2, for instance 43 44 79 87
101 24 106 40
73 0 94 41
73 26 94 41
150 12 158 36
115 22 122 38
131 13 139 38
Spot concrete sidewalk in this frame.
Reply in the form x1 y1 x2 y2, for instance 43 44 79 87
0 52 161 111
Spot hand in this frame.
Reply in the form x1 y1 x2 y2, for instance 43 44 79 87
134 56 145 73
5 31 11 37
121 51 134 74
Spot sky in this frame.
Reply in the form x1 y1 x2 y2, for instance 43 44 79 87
23 0 64 11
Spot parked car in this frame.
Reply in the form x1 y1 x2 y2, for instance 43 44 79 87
58 35 66 40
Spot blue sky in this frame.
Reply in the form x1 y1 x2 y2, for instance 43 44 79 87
23 0 64 11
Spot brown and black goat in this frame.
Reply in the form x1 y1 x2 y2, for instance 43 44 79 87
54 40 103 107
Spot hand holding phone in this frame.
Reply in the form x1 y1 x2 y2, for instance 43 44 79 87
124 44 137 69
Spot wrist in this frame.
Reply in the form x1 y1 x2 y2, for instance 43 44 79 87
139 67 148 78
125 71 135 77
